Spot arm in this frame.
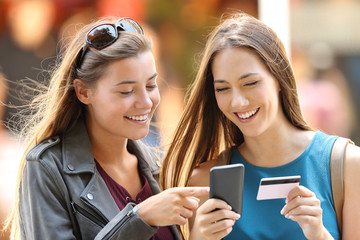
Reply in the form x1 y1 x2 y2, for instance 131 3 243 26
94 203 157 240
20 160 77 239
342 144 360 240
95 187 210 240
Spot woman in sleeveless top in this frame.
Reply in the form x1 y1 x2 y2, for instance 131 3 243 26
161 13 360 240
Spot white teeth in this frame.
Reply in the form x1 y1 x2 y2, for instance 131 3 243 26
126 114 148 121
237 108 259 119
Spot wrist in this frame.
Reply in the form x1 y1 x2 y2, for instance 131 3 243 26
136 202 152 226
312 226 334 240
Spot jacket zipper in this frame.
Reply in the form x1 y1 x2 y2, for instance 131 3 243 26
71 202 108 228
101 208 136 240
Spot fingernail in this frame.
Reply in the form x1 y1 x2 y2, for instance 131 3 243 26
235 214 240 219
228 205 232 210
280 207 284 215
285 214 290 219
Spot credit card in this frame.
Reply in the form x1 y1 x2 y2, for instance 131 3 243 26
256 175 301 200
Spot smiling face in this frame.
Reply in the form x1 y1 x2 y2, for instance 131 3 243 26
212 47 285 138
77 50 160 141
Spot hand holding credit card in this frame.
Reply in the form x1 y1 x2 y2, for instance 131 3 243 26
256 176 301 200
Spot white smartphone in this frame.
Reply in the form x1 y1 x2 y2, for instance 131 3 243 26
209 164 245 214
256 175 301 200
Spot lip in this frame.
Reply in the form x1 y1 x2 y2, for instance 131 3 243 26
125 112 151 123
234 107 259 123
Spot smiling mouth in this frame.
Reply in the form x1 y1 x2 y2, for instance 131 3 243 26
236 108 259 119
125 114 149 121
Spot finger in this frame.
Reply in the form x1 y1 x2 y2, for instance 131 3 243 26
281 196 320 215
201 219 235 238
198 198 232 214
183 197 200 211
180 207 195 219
284 204 322 219
287 186 315 202
212 227 234 240
173 214 187 225
176 187 210 197
285 213 320 226
211 209 241 222
212 219 236 232
195 219 235 236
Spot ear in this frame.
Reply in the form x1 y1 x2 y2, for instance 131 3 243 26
73 79 91 104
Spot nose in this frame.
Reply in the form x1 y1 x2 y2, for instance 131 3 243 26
135 90 153 109
231 91 249 108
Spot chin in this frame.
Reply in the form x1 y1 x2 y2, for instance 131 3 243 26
128 132 149 141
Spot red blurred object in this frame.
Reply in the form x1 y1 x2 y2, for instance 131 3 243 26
96 0 146 21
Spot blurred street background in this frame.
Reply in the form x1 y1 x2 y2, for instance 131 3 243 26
1 0 359 238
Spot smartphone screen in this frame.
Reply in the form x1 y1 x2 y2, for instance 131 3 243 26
209 164 245 214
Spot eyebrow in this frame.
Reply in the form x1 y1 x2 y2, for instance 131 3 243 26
114 73 158 86
214 72 259 83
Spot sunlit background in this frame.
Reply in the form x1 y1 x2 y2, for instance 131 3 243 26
1 0 359 238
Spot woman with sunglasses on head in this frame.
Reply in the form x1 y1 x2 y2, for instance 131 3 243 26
5 17 209 240
161 13 360 240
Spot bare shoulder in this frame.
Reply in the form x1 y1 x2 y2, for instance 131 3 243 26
188 159 217 187
343 143 360 238
344 143 360 185
345 143 360 167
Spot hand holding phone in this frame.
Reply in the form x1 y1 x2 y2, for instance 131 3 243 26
209 164 245 214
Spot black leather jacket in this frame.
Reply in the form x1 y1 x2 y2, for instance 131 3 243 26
19 120 181 240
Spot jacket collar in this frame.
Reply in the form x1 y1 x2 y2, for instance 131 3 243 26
62 119 159 175
62 119 161 193
62 119 95 174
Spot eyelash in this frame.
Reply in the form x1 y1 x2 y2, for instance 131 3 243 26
147 84 158 90
244 81 259 86
215 87 229 92
215 81 258 92
119 85 158 95
120 90 133 95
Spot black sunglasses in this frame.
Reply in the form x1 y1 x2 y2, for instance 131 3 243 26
75 18 144 69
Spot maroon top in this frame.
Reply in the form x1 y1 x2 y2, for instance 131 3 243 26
96 162 175 240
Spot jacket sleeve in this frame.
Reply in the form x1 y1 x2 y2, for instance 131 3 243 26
94 203 158 240
19 159 78 240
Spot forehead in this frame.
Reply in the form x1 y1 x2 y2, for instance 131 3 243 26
211 47 269 77
211 47 274 81
96 51 156 85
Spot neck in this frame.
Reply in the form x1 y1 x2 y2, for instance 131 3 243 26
85 120 132 167
239 122 314 167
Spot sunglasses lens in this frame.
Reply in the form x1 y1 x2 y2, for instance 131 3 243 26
118 19 144 34
77 18 144 69
87 24 117 49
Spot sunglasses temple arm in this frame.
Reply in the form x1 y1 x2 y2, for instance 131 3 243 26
75 44 89 70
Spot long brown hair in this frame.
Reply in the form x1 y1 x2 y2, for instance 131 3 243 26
4 17 151 239
161 12 311 191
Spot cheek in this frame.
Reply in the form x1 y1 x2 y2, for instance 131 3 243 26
215 94 229 114
151 89 161 109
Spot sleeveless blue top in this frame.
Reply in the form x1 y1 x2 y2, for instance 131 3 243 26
226 131 340 240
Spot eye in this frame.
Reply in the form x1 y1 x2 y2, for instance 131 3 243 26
119 90 134 95
244 80 258 86
215 87 229 92
146 84 158 90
